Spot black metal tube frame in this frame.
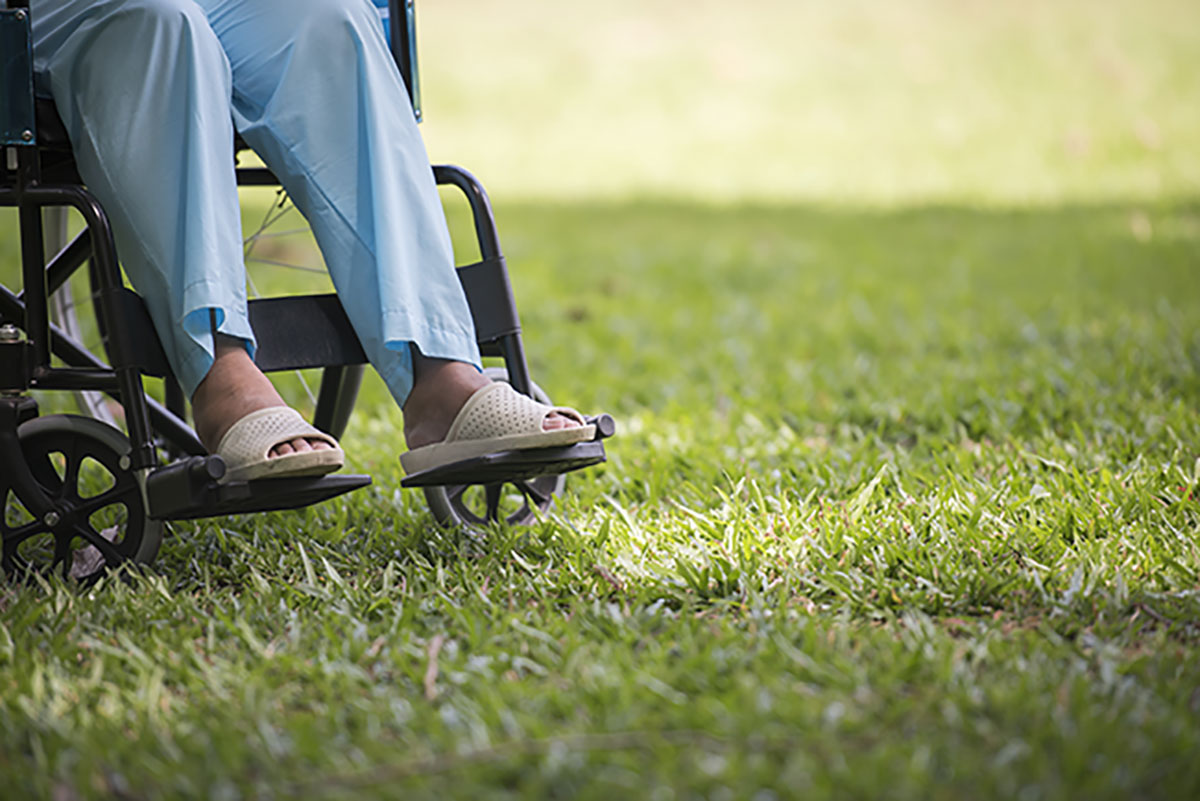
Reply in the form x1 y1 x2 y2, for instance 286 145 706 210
1 164 159 469
432 165 533 398
0 282 204 455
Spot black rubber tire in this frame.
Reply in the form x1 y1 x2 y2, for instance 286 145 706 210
2 415 162 580
422 367 567 528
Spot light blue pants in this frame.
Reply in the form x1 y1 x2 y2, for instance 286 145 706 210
30 0 481 404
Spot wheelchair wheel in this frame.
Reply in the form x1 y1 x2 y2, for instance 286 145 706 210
1 415 162 581
423 367 567 528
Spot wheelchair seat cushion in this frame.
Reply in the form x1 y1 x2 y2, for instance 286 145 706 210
215 406 344 484
399 382 595 475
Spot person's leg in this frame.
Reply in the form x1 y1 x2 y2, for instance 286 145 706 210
31 0 329 457
194 0 577 450
195 0 478 401
190 333 332 456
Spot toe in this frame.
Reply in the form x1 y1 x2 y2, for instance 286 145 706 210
542 410 583 431
268 437 331 458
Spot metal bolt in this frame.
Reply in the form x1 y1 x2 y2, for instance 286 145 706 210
0 323 21 343
119 455 131 472
14 9 26 20
44 511 61 527
21 130 33 142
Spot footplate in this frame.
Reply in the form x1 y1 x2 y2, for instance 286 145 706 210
400 441 607 488
146 456 371 520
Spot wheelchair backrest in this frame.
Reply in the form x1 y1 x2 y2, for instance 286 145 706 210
373 0 422 122
1 2 36 148
0 0 421 132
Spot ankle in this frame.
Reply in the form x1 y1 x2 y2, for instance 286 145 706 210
191 346 285 451
401 359 489 449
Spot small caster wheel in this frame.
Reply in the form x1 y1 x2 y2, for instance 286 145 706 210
2 415 163 581
422 367 567 527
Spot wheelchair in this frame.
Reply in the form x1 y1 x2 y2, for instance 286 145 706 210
0 0 613 579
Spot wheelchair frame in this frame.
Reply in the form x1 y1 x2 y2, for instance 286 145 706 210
0 0 611 576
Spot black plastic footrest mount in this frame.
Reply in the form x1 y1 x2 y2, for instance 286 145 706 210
400 441 606 488
147 461 371 520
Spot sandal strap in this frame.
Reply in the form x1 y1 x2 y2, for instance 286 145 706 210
215 406 340 465
445 383 584 444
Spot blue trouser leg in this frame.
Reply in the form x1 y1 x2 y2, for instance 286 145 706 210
31 0 481 405
31 0 256 396
196 0 480 407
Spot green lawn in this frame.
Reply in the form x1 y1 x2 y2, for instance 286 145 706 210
4 0 1200 798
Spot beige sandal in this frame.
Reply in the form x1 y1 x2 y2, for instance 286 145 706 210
400 383 595 475
215 406 344 483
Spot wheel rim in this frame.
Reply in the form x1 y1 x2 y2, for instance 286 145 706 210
1 416 161 580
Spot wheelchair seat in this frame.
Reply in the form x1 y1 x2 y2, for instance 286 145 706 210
32 94 260 184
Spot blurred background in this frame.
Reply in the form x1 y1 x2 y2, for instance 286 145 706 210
4 0 1197 425
415 0 1200 204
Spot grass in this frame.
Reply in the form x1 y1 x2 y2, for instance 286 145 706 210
3 199 1198 799
4 0 1200 798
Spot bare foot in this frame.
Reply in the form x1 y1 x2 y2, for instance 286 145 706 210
192 335 333 457
401 351 581 450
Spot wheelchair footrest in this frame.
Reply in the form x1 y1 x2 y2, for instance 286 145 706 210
400 441 606 488
148 462 371 520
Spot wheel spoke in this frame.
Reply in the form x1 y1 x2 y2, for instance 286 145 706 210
62 439 85 501
243 189 297 261
245 257 324 274
52 532 73 576
74 523 124 565
484 484 503 522
2 519 48 548
75 391 118 427
446 485 468 504
245 227 311 240
73 483 137 519
516 481 550 506
25 449 62 492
